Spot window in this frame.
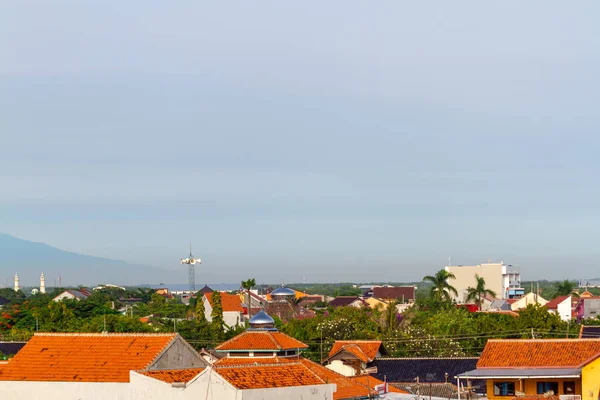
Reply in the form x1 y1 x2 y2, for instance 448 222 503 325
537 382 559 394
494 382 515 396
564 382 576 394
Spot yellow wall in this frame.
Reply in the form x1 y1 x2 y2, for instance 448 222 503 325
485 378 582 400
582 358 600 400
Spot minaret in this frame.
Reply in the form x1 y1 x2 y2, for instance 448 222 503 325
14 273 20 292
40 272 46 294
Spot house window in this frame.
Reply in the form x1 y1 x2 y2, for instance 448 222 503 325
537 382 559 394
564 382 576 394
494 382 515 396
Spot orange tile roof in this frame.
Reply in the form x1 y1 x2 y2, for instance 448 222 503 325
299 358 374 400
0 333 176 382
349 375 408 394
216 330 308 352
478 339 600 368
215 363 324 389
545 295 570 310
328 340 382 362
139 368 205 383
205 292 244 313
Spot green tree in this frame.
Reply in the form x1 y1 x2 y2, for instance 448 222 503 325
195 294 207 323
210 291 225 341
466 274 497 310
241 278 256 318
555 280 578 297
423 270 458 302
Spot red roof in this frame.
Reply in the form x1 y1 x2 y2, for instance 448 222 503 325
215 363 325 389
216 330 308 352
478 339 600 368
545 295 570 310
205 292 243 313
139 368 205 383
327 340 383 363
0 333 176 382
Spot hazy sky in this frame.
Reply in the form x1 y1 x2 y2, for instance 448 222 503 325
1 2 600 284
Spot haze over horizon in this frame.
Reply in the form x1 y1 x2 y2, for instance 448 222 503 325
2 2 599 283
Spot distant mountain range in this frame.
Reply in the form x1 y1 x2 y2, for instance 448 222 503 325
0 233 169 288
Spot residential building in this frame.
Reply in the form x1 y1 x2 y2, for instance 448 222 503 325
53 289 90 302
365 296 389 310
203 292 245 329
324 340 386 376
545 295 573 321
445 262 524 302
211 310 403 399
510 292 548 311
458 339 600 400
372 286 415 303
0 332 207 400
575 298 600 321
329 296 366 308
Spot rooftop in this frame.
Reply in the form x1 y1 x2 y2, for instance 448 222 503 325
205 292 244 313
139 368 205 384
0 333 176 382
215 363 324 389
477 339 600 368
327 340 383 363
216 330 308 352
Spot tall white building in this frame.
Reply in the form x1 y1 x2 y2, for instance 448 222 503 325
13 273 19 292
445 261 524 302
40 272 46 294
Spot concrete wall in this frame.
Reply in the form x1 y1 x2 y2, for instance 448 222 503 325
446 264 504 302
243 384 335 400
149 336 207 370
582 356 600 400
584 299 600 319
0 381 129 400
203 297 243 329
511 293 548 311
485 378 582 400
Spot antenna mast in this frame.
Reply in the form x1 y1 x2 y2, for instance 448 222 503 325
181 242 201 292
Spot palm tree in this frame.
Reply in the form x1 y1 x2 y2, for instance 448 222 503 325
423 269 458 302
555 280 578 297
466 274 497 310
241 278 256 318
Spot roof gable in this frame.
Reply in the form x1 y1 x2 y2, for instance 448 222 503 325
205 292 244 313
0 333 176 382
328 296 361 307
545 295 570 310
478 339 600 368
216 330 308 352
327 340 383 362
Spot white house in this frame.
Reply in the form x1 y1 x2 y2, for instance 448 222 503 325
545 295 573 321
510 292 548 311
53 289 91 302
203 292 245 329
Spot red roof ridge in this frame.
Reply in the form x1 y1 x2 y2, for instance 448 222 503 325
34 332 177 337
487 338 600 342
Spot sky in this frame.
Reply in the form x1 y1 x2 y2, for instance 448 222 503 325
1 1 600 284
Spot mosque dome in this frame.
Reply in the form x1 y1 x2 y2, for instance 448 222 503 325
271 285 296 298
249 309 275 329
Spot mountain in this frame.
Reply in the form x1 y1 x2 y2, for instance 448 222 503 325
0 233 170 287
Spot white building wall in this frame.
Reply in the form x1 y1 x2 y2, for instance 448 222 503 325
202 296 242 329
325 360 356 376
556 296 572 321
242 384 335 400
0 381 129 400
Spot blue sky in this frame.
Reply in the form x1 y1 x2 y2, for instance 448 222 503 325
1 2 599 284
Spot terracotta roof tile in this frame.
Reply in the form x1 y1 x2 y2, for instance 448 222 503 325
0 333 176 382
545 296 570 310
215 363 324 389
478 339 600 368
216 330 308 352
349 375 408 393
328 340 382 362
299 358 373 399
205 292 243 313
139 368 205 383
